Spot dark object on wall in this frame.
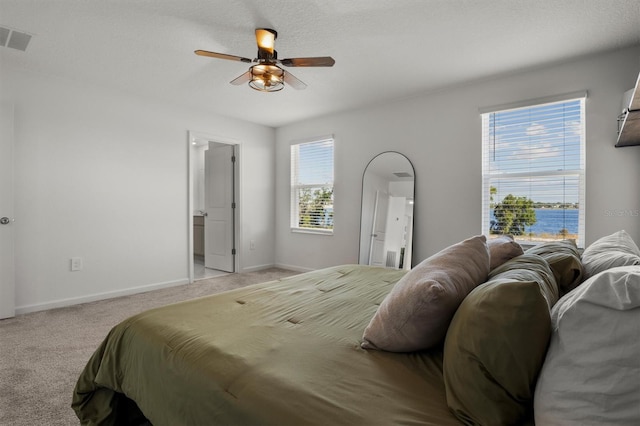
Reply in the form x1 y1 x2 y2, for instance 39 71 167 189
616 72 640 147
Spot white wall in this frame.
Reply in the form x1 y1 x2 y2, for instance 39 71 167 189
275 46 640 270
2 66 276 313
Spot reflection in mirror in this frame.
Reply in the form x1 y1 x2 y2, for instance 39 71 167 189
359 152 415 270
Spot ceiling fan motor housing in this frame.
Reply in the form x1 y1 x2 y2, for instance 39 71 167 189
256 28 278 61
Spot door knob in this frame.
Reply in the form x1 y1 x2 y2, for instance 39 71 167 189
0 217 10 225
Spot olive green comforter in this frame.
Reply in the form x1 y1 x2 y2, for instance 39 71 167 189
72 265 461 425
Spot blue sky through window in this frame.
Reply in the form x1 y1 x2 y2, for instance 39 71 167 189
297 139 334 185
485 99 583 204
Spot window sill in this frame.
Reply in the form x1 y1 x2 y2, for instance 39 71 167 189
291 227 334 236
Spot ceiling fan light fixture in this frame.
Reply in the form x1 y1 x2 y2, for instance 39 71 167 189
249 63 284 92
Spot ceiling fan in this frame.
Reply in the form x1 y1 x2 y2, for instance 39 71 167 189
195 28 335 92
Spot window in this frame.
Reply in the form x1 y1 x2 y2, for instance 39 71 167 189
481 94 586 247
290 137 334 234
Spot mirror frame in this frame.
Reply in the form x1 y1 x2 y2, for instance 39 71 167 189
358 151 415 270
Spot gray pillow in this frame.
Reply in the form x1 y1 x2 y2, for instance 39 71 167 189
581 230 640 279
487 234 524 270
361 235 490 352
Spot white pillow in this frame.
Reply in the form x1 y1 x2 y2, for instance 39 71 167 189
534 266 640 425
581 230 640 279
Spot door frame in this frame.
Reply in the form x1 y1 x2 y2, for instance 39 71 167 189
187 131 241 283
0 102 15 319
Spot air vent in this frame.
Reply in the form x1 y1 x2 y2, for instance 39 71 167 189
385 251 397 268
393 172 413 178
0 26 32 52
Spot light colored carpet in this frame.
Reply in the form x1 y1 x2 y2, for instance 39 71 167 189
0 268 299 426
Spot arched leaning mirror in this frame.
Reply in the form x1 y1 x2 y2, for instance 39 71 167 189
359 152 415 270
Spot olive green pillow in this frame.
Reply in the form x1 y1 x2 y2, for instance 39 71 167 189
489 253 559 308
443 255 557 425
526 240 584 296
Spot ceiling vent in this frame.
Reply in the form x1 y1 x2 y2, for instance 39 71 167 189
0 26 32 52
393 172 413 178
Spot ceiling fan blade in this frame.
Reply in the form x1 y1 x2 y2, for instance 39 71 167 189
195 50 252 63
283 71 307 90
255 28 277 57
280 56 335 67
230 71 252 85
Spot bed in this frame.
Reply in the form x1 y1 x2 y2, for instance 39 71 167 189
72 265 460 425
72 231 640 426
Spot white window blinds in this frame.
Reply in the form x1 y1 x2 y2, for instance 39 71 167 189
290 137 334 233
481 96 586 247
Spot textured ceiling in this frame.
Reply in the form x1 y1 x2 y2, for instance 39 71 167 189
1 0 639 127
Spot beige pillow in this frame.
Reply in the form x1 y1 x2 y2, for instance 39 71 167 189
361 235 490 352
581 230 640 279
487 234 524 270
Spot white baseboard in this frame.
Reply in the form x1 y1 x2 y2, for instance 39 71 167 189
274 263 315 273
15 278 190 315
240 263 276 273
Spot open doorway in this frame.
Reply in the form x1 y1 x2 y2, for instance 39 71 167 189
188 131 240 282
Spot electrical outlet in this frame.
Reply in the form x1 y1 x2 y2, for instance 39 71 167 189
71 257 83 271
250 240 256 250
